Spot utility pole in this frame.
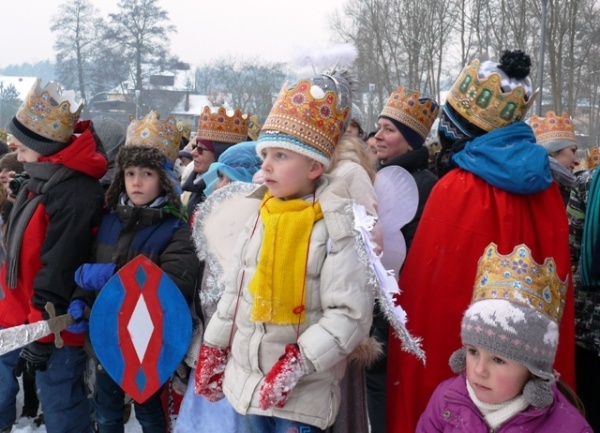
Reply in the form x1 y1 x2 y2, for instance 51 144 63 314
536 0 549 115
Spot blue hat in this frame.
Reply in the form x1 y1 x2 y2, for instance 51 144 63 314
203 141 262 196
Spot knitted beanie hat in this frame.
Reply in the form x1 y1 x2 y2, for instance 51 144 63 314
449 243 567 408
92 116 126 163
8 79 83 156
202 141 263 196
529 111 577 155
256 67 357 168
440 50 536 145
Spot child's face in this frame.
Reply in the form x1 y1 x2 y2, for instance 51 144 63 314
15 141 41 163
465 345 530 404
260 147 324 199
124 166 163 207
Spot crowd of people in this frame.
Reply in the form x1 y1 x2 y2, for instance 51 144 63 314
0 48 598 433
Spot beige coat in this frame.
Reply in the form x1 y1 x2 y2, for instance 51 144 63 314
203 175 374 429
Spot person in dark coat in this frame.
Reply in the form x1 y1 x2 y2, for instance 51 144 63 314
0 79 107 433
66 111 200 433
369 86 439 433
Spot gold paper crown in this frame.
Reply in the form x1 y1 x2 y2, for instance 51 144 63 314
447 59 536 132
261 79 350 159
380 86 439 140
529 111 576 145
126 111 181 163
247 115 261 141
0 128 7 143
472 243 567 323
197 106 248 144
15 79 83 143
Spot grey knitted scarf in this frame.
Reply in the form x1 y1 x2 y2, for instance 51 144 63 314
5 163 75 289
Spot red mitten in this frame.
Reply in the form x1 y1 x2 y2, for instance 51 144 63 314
259 344 306 410
194 345 228 402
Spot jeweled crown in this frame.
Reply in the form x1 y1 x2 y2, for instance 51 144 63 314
247 115 261 141
15 79 83 143
197 106 248 144
261 79 351 160
447 59 536 132
126 111 181 163
380 86 439 140
529 111 576 145
471 243 567 323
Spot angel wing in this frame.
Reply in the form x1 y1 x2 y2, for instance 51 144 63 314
353 203 425 362
192 182 260 308
373 165 419 277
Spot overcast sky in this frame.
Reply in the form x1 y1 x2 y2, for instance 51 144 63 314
0 0 349 69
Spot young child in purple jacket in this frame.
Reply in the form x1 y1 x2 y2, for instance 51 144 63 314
417 243 592 433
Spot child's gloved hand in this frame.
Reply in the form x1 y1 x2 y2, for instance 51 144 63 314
75 263 116 291
66 299 89 334
259 344 305 410
16 342 54 376
194 345 228 402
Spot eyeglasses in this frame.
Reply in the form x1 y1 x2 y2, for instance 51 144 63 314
191 141 213 154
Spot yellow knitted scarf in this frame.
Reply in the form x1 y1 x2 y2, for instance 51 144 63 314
248 191 323 324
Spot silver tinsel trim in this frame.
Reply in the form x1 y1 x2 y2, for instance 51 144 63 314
348 203 426 363
192 182 258 311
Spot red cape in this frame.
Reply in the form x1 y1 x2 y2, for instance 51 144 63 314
388 168 576 433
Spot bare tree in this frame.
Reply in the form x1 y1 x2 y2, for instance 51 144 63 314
194 58 288 122
51 0 103 100
106 0 176 91
332 0 600 148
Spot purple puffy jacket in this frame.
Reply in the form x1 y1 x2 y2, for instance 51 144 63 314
417 373 592 433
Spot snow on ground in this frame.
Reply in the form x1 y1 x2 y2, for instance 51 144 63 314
11 377 142 433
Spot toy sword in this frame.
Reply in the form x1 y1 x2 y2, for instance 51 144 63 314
0 302 78 356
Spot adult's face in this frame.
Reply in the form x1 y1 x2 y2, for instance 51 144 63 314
346 121 362 138
190 137 216 174
551 145 579 173
374 118 412 162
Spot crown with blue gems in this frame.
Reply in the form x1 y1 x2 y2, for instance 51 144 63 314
15 79 83 144
471 243 567 323
125 111 181 163
197 106 249 144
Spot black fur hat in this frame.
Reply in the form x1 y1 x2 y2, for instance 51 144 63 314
106 145 182 212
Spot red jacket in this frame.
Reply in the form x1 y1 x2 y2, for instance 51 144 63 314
0 121 107 347
388 169 576 433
